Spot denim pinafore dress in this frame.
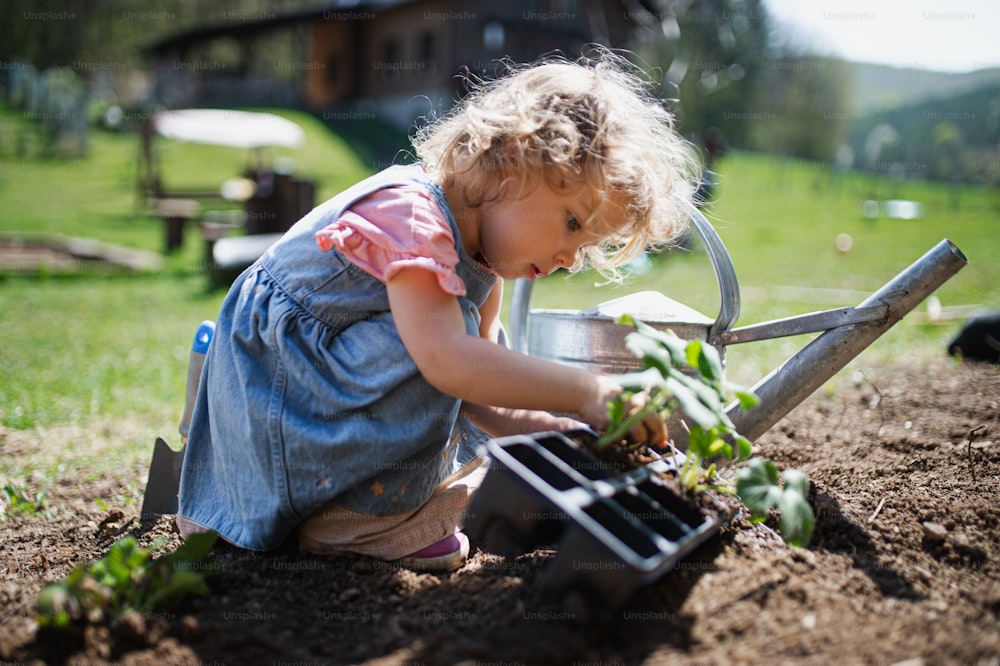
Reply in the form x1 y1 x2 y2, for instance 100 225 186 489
177 164 498 551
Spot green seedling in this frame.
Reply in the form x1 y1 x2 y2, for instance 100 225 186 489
36 531 217 630
599 314 814 547
735 458 815 548
1 481 49 520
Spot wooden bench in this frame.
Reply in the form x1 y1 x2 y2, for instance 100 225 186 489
153 199 200 252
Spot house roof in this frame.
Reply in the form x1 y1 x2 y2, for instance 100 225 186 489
144 0 418 55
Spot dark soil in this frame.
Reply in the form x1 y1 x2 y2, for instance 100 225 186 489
2 357 998 665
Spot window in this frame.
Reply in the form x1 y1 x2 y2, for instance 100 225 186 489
379 38 400 84
483 21 504 50
418 31 436 75
326 54 339 86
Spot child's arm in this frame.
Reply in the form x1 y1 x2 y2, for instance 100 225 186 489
464 282 587 436
460 402 585 438
387 267 662 442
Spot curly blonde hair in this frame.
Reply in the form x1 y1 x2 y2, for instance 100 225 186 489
412 48 700 278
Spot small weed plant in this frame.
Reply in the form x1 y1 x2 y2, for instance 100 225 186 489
1 481 49 521
36 532 216 630
599 315 815 547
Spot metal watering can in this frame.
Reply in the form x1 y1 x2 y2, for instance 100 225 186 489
509 208 968 444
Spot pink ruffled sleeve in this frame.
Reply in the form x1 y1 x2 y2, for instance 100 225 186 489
315 185 466 296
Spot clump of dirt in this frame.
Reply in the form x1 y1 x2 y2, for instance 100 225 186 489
583 435 675 471
1 357 998 665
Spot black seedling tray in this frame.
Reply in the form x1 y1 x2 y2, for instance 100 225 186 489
464 429 731 618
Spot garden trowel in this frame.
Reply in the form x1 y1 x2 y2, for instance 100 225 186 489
140 320 214 518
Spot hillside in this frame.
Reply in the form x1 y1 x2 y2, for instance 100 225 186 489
848 62 1000 112
842 80 1000 181
832 62 1000 182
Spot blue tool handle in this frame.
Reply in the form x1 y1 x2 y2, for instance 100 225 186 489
179 320 215 442
191 320 214 354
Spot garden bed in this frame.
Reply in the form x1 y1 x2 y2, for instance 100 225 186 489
0 357 998 665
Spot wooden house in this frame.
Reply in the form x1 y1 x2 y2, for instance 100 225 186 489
145 0 640 130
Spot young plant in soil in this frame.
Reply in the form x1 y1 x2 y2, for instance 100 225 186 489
35 531 217 631
597 315 815 547
1 480 49 520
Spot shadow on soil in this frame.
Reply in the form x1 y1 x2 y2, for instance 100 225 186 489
810 489 922 600
176 531 722 665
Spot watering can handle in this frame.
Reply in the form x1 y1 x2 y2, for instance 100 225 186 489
509 207 740 353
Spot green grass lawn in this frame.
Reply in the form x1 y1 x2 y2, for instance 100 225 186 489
1 107 997 446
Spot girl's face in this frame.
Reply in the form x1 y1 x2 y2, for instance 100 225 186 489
474 181 617 280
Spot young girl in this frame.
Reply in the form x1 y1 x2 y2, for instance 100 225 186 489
177 51 699 571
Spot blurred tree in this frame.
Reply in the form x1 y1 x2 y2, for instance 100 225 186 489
846 83 1000 184
0 0 318 71
628 0 771 146
627 0 853 163
1 0 159 70
746 54 852 162
930 121 963 181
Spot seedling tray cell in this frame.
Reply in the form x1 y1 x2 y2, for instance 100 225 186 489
464 430 730 617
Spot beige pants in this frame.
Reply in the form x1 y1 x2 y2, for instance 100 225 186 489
176 457 487 559
297 456 487 561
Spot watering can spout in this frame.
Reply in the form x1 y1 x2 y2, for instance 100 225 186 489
726 239 967 442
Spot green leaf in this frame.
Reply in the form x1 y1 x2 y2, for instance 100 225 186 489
36 583 80 628
622 318 688 366
667 369 733 425
669 369 722 412
102 537 142 589
610 313 813 548
690 378 726 417
686 426 712 459
782 469 811 498
684 338 704 372
610 368 666 393
681 460 702 489
735 458 783 517
158 532 218 578
665 376 717 429
778 488 815 548
707 437 731 459
616 313 636 327
165 531 217 565
657 330 690 366
687 339 723 383
606 393 627 425
735 435 753 462
2 481 49 519
143 570 211 612
733 389 760 410
625 332 673 376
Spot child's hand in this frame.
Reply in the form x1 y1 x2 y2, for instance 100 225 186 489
577 375 622 432
580 378 667 447
622 391 668 448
